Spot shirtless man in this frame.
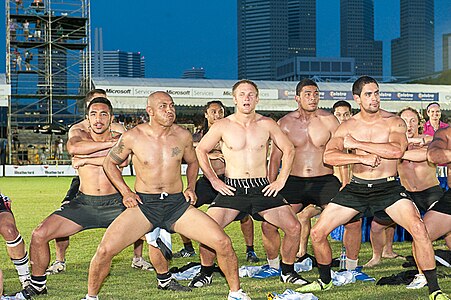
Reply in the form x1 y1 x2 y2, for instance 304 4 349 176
365 107 440 270
47 89 151 274
85 91 250 300
14 97 130 299
191 79 305 288
298 76 447 300
265 81 360 271
174 100 260 263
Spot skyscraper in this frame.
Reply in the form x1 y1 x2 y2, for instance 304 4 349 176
444 33 451 71
340 0 382 77
92 28 145 78
238 0 288 80
391 0 434 80
288 0 316 57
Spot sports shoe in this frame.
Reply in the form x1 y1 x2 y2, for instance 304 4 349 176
12 284 48 299
131 257 154 271
295 279 332 292
19 276 31 289
173 248 196 258
280 272 309 285
246 251 260 263
157 278 192 292
228 289 251 300
188 272 212 288
430 290 451 300
46 260 66 275
406 273 427 289
81 295 98 300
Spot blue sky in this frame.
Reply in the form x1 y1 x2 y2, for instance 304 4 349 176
1 0 450 79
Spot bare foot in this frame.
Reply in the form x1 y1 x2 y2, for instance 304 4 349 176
382 252 405 260
363 257 382 268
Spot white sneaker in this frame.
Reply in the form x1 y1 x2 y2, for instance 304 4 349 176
228 289 251 300
406 274 427 289
131 257 154 271
46 260 66 275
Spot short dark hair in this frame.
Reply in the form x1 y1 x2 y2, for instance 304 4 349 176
87 97 113 115
203 100 226 134
85 89 107 103
296 78 318 96
332 100 351 114
352 76 379 96
232 79 259 97
426 102 440 111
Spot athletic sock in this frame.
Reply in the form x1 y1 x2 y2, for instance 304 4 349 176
267 256 280 269
183 242 194 252
200 265 215 277
10 251 30 281
423 268 440 294
246 245 255 253
157 272 172 287
30 274 47 291
346 258 358 270
280 261 295 275
318 263 332 284
83 295 98 300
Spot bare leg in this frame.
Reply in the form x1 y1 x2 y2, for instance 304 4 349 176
30 215 82 276
343 219 361 261
382 225 401 258
148 245 168 273
296 205 320 258
364 220 389 267
88 207 152 296
239 215 254 248
177 207 240 291
261 221 280 260
54 237 69 262
133 239 144 258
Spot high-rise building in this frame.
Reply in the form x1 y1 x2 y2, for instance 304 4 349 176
340 0 382 78
92 28 145 78
181 67 206 79
238 0 288 80
288 0 316 57
443 33 451 71
391 0 434 80
238 0 316 80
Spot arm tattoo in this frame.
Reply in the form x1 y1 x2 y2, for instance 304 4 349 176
109 141 126 164
171 147 181 157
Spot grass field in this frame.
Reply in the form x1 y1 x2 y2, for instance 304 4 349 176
0 176 450 299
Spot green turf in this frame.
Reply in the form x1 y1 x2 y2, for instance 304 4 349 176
0 176 450 299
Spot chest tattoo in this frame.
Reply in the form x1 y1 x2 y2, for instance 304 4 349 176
171 147 181 157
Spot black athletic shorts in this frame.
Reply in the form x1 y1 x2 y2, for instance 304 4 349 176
332 176 412 222
196 175 249 221
195 174 225 208
408 185 443 213
137 192 190 233
210 177 289 221
280 174 340 208
430 189 451 215
53 192 125 230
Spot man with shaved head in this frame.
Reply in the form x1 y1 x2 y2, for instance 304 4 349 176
85 92 250 300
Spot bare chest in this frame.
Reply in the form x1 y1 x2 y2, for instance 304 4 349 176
222 125 268 152
284 119 330 150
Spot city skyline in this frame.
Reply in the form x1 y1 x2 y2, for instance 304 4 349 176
1 0 450 80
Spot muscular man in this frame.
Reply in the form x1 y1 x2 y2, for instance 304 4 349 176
192 79 305 288
0 193 30 287
174 100 260 263
365 107 439 269
298 76 447 300
14 97 130 298
85 91 250 300
265 81 360 271
47 89 151 275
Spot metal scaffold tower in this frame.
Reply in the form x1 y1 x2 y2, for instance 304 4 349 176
5 0 91 164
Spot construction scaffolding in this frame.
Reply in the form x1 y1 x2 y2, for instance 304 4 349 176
5 0 91 164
